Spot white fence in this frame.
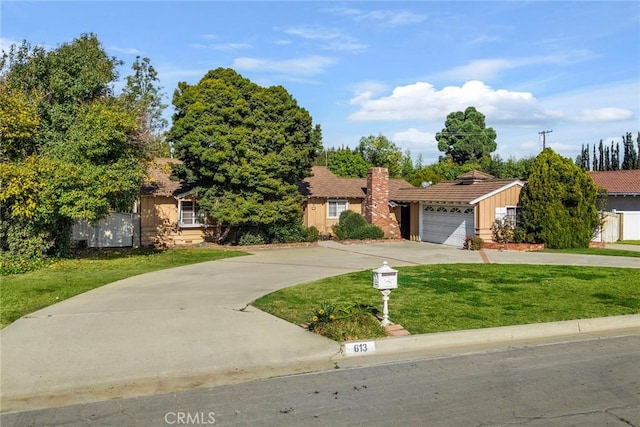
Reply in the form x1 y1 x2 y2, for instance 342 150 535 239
593 211 640 242
619 211 640 240
73 213 134 248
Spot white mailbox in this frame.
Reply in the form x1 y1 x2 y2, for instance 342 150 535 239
373 261 398 290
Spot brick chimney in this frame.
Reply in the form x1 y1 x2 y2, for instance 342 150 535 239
364 167 400 238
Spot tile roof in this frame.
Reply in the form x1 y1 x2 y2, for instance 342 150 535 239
393 178 523 204
590 170 640 195
141 158 189 197
300 166 415 199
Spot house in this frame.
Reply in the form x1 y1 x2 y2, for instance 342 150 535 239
137 160 525 248
301 167 525 247
590 170 640 240
300 166 416 239
392 170 524 247
139 158 207 246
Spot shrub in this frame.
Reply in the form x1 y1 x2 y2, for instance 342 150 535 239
349 225 384 240
304 226 320 242
307 303 386 342
237 230 267 246
332 210 384 240
464 235 484 250
492 217 516 243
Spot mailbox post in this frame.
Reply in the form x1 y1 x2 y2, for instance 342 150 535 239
372 261 398 326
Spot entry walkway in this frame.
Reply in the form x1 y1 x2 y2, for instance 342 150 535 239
1 241 638 412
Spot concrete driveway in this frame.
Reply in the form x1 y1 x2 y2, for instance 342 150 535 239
1 241 638 412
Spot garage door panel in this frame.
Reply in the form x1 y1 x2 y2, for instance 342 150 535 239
421 206 474 247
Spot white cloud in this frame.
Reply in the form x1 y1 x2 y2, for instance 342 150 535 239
283 26 365 52
110 46 141 55
232 55 336 76
392 128 437 150
437 52 599 81
349 80 550 124
194 42 252 51
0 37 19 53
327 7 426 27
571 108 634 123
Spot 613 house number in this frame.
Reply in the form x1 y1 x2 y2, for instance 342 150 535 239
344 341 376 356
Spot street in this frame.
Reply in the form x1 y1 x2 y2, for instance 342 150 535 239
3 333 638 426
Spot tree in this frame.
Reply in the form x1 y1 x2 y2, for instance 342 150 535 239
326 146 370 177
0 34 146 268
621 132 638 170
167 68 322 243
357 134 404 177
436 106 497 166
518 148 599 248
121 56 170 157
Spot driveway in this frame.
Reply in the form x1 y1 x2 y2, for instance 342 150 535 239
1 241 638 412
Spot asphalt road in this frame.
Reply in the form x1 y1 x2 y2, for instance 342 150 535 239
3 333 638 427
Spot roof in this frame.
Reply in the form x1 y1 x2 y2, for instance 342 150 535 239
393 178 524 204
141 158 189 197
590 170 640 195
300 166 415 199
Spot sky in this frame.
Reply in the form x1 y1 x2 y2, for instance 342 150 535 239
2 1 639 165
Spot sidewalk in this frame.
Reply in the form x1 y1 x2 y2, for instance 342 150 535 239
1 241 638 413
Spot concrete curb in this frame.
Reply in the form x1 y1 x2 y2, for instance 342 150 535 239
335 314 640 358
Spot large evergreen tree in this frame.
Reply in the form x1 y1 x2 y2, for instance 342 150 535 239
518 148 600 248
167 68 322 243
436 106 497 166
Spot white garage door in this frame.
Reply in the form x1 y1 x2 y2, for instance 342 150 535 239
421 205 474 247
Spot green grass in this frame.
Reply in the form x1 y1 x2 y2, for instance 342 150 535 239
253 264 640 336
1 247 248 328
543 247 640 257
619 240 640 246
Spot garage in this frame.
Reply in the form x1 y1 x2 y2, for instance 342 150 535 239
421 205 474 247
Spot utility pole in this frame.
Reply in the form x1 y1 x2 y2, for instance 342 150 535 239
538 130 553 150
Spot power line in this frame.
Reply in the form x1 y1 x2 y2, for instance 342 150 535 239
538 130 553 150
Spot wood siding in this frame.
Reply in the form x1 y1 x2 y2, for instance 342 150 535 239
140 195 206 246
475 185 523 241
303 197 363 235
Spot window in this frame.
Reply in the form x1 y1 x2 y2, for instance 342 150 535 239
178 199 206 227
327 200 348 219
504 206 522 225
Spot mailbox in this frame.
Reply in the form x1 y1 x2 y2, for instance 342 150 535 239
372 261 398 290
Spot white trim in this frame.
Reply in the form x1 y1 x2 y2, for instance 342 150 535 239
469 180 524 205
178 198 206 228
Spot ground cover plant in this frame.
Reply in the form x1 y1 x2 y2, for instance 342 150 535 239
253 264 640 338
0 247 247 328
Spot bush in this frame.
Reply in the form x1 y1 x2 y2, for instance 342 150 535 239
332 210 384 240
464 235 484 250
304 226 320 242
237 230 267 246
307 303 386 342
349 225 384 240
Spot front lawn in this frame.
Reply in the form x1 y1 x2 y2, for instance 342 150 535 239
1 247 248 328
254 264 640 336
543 247 640 257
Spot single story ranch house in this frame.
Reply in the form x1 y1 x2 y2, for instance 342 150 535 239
133 160 524 248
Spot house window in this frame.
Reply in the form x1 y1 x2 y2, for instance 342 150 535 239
327 200 348 219
178 199 205 227
505 206 522 224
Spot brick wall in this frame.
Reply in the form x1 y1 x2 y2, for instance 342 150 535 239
364 168 400 238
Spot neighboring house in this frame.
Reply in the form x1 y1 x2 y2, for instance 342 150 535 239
393 171 524 247
590 170 640 240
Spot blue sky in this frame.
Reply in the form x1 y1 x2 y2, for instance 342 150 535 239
2 1 639 164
